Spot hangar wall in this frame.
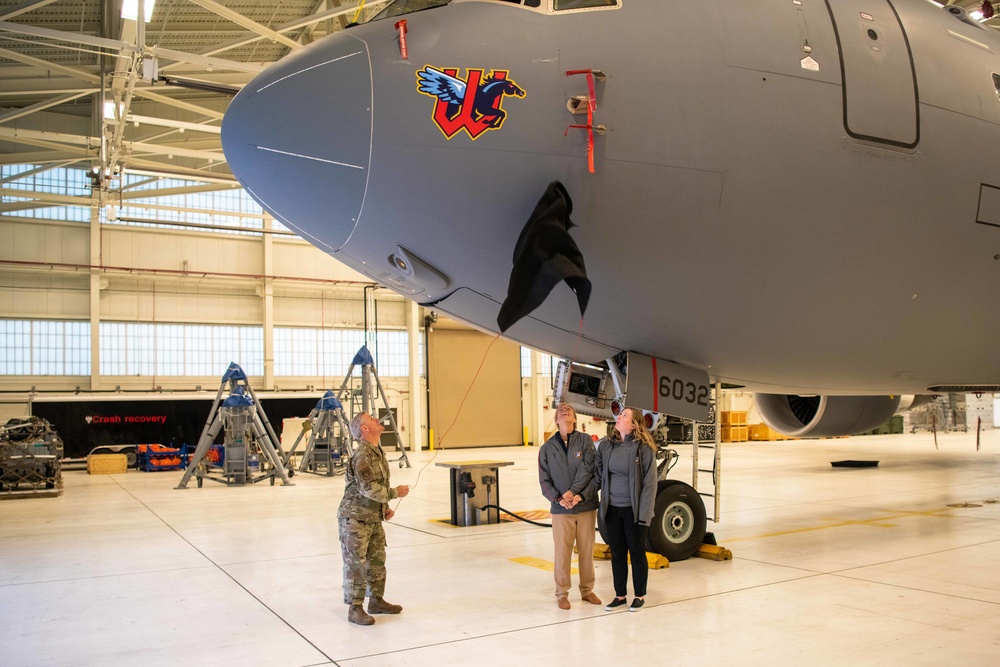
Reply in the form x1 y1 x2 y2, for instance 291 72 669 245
0 213 429 448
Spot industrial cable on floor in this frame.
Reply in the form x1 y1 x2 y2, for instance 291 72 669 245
481 504 551 528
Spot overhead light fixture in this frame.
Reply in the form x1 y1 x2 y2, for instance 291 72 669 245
103 100 123 119
121 0 156 22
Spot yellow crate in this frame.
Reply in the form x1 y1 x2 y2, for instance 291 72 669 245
720 411 747 427
749 423 794 441
721 425 748 442
87 453 128 475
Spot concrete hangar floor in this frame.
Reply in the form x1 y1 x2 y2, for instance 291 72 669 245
3 432 1000 666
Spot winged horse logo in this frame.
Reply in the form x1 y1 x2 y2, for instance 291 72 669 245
416 66 526 140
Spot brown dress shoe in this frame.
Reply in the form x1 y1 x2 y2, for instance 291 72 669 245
368 597 403 614
557 597 571 610
582 592 602 605
348 604 375 625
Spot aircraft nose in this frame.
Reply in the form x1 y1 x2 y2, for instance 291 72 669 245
222 39 372 250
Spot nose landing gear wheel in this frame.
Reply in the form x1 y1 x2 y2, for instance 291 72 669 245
648 480 707 561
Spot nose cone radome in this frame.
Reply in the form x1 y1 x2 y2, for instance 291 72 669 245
223 37 372 251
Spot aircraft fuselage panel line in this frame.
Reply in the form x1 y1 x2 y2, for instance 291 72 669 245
976 184 1000 229
338 33 377 253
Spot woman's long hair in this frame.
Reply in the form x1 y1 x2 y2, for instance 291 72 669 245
611 406 657 450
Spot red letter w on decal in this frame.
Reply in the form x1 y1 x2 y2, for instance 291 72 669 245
432 69 506 140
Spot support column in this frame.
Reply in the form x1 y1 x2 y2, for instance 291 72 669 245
406 300 422 451
530 350 546 446
89 194 102 390
262 215 275 389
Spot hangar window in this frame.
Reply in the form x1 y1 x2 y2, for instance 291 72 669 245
99 323 263 377
1 165 91 222
553 0 619 11
274 328 420 377
520 347 556 378
0 320 90 376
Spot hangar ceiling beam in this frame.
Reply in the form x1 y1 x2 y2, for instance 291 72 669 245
0 0 62 21
185 0 303 51
137 124 222 149
299 0 336 44
128 140 225 162
0 20 125 53
0 21 265 74
0 201 59 213
103 198 254 218
127 114 220 134
0 126 232 171
0 186 90 208
130 89 225 120
121 162 236 183
117 182 238 199
156 0 392 72
0 126 97 148
0 85 99 97
146 45 265 74
0 45 100 84
0 91 94 124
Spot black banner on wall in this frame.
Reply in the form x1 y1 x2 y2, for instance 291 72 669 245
31 395 318 459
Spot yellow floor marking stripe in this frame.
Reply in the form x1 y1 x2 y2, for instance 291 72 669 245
509 556 578 575
725 508 955 543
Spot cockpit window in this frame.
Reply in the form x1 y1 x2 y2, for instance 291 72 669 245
994 73 1000 100
553 0 619 10
372 0 452 21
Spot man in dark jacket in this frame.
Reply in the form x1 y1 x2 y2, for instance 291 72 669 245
538 403 602 609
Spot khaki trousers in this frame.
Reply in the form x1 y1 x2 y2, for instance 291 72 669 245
551 510 597 600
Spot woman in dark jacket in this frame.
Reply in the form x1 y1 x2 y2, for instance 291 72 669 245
596 406 658 612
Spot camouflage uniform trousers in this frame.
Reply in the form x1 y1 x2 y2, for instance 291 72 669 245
339 516 387 605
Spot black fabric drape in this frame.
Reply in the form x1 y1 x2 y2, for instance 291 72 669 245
497 182 591 332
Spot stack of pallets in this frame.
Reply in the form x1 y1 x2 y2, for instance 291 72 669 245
720 411 747 442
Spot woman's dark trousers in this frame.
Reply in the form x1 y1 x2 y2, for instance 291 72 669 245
604 504 648 597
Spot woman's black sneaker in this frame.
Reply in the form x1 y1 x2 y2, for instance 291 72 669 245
629 598 645 612
604 597 628 611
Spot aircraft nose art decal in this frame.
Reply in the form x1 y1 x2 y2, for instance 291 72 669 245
416 66 525 140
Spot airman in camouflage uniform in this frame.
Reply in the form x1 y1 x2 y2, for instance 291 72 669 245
338 411 410 625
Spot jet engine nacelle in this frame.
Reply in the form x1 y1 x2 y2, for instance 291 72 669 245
757 394 902 438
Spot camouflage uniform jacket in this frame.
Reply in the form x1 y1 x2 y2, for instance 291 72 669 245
337 440 398 522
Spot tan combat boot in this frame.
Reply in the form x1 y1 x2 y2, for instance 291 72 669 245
367 597 402 614
348 604 375 625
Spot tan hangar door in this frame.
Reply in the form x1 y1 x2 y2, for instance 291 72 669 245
428 327 522 448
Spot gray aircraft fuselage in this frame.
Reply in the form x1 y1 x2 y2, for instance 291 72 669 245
222 0 1000 396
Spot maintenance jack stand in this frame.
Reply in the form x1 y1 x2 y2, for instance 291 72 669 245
337 346 411 468
177 362 293 489
284 390 353 476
